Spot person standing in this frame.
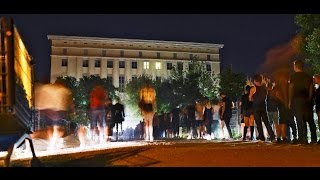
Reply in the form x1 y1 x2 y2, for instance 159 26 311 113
89 85 108 144
313 74 320 143
113 98 125 141
253 74 275 142
170 105 180 138
139 81 156 142
220 92 233 140
289 60 316 144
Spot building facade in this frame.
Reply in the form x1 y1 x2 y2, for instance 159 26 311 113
48 35 224 89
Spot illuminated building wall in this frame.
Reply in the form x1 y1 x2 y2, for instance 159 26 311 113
48 35 223 88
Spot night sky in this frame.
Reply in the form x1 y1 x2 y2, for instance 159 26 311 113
1 14 298 82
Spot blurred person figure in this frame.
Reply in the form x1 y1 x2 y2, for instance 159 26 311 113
220 92 233 139
170 105 181 138
211 99 221 139
34 80 74 151
313 74 320 143
105 97 114 142
139 81 156 142
241 85 256 141
195 100 205 139
203 100 213 140
89 85 108 144
113 97 125 141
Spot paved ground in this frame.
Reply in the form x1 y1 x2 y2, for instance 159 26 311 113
2 136 320 167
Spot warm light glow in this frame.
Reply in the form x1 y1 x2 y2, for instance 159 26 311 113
155 62 161 70
143 61 149 69
14 28 32 107
35 83 72 111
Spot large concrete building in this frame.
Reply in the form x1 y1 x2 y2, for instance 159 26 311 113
48 35 224 90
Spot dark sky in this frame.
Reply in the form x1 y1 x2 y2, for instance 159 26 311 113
1 14 298 82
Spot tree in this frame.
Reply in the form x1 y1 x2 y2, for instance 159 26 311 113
219 65 246 102
295 14 320 73
124 57 220 115
54 75 116 125
169 56 220 105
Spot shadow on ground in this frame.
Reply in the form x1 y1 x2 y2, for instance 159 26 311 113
42 146 160 167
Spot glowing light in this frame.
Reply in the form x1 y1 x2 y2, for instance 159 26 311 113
155 62 161 70
143 61 149 69
14 28 33 107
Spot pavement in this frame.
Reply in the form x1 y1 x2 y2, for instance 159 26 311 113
2 136 320 167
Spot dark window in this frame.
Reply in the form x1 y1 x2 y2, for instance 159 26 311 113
102 50 107 57
95 59 101 67
157 52 160 59
107 76 113 84
167 62 173 70
132 61 137 69
107 60 113 68
177 62 183 71
206 64 211 71
61 58 68 67
119 76 125 92
189 54 193 60
62 48 67 55
207 55 211 61
82 60 89 67
173 53 177 59
120 50 124 57
84 49 88 56
139 51 143 58
119 61 125 68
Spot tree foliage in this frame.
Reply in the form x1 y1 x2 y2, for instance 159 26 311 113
219 65 246 102
124 57 220 115
54 75 116 125
295 14 320 73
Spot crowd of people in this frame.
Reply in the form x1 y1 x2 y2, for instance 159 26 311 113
136 59 320 145
34 58 320 150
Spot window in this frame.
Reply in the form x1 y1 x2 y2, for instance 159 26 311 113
167 62 172 70
132 61 137 69
139 51 143 58
107 60 113 68
82 59 89 67
206 63 211 72
119 76 125 92
120 50 124 57
119 61 125 68
84 49 88 56
155 62 161 70
61 58 68 67
173 53 177 59
95 59 101 67
143 61 149 69
62 48 67 55
102 50 107 57
107 75 113 84
157 52 160 59
207 55 211 61
177 62 183 71
189 54 193 60
132 75 137 81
